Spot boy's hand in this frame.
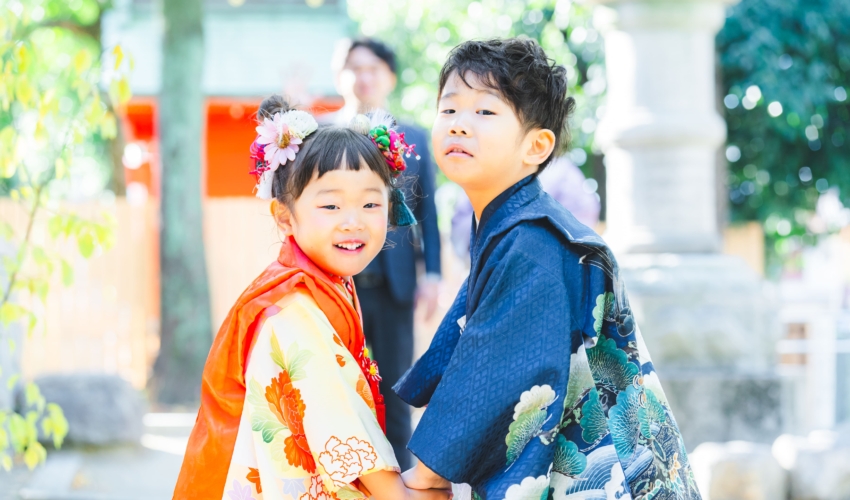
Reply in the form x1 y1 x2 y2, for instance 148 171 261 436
402 463 452 491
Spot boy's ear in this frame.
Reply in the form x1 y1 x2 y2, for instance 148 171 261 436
271 199 293 235
523 128 557 167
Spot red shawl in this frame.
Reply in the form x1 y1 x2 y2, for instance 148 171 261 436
173 237 385 499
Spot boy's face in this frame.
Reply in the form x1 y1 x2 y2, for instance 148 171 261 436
432 71 544 203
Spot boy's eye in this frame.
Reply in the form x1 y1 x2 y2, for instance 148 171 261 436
440 109 456 114
364 203 381 209
320 205 338 210
477 109 495 115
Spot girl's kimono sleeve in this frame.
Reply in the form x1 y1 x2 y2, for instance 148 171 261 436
237 293 398 499
403 230 583 499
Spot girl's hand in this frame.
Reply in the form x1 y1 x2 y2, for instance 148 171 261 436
402 463 452 491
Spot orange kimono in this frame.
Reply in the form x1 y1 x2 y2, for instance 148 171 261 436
174 237 394 499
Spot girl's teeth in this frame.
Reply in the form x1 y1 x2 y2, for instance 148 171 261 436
337 243 362 250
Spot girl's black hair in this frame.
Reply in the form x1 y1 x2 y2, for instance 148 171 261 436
258 95 399 224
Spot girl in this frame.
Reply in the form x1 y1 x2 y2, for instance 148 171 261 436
174 96 449 500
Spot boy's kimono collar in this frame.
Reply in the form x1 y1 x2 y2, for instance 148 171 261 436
174 237 385 499
396 175 614 408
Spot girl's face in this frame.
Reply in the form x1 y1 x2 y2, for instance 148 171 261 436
281 164 389 278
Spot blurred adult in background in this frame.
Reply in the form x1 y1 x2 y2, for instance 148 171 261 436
450 156 601 261
322 38 441 469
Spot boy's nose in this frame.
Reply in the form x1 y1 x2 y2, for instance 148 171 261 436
449 124 469 136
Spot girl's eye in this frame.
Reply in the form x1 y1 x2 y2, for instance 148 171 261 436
320 205 338 210
364 203 381 209
477 109 495 116
441 109 455 114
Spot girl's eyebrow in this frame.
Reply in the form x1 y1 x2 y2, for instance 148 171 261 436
316 188 384 195
440 88 502 101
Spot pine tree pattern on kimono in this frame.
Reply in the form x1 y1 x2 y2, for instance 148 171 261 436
395 176 701 500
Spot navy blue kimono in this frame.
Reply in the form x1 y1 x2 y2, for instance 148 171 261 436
394 176 700 500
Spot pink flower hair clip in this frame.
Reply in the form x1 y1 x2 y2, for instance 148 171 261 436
249 110 318 199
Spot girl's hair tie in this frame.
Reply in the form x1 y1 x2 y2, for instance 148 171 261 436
249 109 319 200
348 112 419 227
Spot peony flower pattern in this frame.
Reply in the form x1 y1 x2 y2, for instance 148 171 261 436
318 436 378 488
300 475 337 500
265 370 316 473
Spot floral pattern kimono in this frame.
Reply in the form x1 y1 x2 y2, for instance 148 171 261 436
175 238 398 500
395 176 701 500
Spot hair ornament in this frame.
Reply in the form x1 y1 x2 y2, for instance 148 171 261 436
249 109 319 200
357 110 419 227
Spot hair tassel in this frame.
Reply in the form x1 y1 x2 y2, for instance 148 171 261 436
391 187 417 227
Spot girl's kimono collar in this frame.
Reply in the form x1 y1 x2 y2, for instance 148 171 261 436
175 237 384 499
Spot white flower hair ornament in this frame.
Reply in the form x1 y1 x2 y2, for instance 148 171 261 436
249 109 319 200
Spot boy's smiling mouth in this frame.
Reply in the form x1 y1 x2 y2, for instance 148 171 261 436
445 144 473 157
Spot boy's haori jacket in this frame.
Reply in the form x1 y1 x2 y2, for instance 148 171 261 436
395 175 702 500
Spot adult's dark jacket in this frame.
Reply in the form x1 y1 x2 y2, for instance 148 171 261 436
379 122 441 303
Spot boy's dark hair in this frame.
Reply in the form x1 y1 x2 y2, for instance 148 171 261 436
258 95 400 224
349 38 397 75
438 38 576 171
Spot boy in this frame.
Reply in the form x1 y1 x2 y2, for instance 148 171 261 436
395 39 701 500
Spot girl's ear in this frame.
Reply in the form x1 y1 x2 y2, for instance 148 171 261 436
523 128 556 167
271 199 293 235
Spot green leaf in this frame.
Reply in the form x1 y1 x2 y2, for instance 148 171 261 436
1 454 11 472
270 334 286 371
61 259 74 286
112 45 124 70
8 413 27 453
24 383 45 412
77 231 95 258
23 441 46 470
0 302 26 327
286 343 314 382
44 404 69 449
250 407 286 443
6 374 19 390
246 378 267 408
0 427 8 451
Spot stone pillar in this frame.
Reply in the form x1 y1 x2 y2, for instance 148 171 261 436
592 0 784 447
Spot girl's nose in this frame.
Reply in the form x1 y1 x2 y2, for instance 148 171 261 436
339 210 364 231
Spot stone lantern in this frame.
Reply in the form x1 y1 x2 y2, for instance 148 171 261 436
591 0 782 447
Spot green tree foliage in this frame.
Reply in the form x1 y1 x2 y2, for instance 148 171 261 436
718 0 850 275
0 0 129 469
346 0 604 167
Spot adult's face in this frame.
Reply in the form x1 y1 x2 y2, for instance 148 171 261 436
339 46 397 110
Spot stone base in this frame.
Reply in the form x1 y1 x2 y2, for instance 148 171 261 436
619 253 782 448
19 373 146 446
689 441 787 500
664 374 783 446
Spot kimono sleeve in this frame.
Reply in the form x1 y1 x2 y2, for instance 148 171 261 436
241 295 398 498
406 233 581 498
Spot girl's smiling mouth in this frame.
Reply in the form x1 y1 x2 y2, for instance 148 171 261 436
334 240 366 252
